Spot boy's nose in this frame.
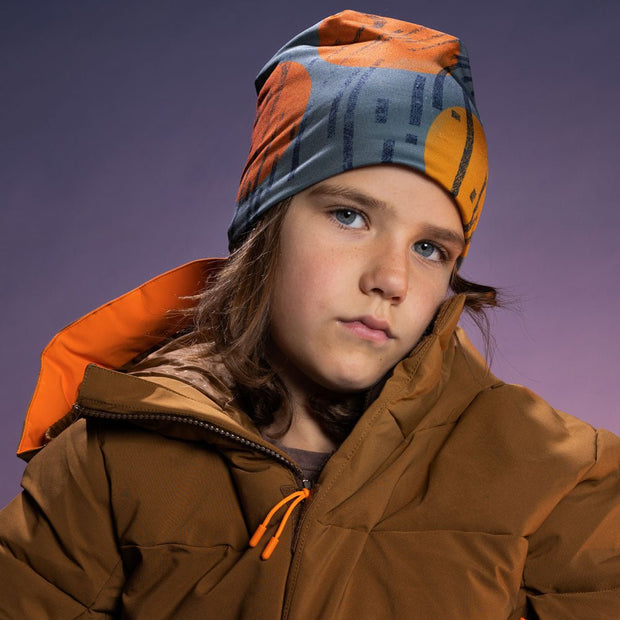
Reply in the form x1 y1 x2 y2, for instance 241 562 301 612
359 249 409 303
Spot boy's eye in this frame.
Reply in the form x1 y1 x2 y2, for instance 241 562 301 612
332 208 365 229
413 241 444 261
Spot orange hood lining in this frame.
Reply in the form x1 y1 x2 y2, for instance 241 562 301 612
18 259 222 457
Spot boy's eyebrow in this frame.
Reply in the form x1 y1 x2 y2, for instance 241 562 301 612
420 224 465 251
307 182 388 212
307 182 466 250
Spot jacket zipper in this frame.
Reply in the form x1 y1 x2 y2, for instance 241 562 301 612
290 479 313 553
73 403 306 483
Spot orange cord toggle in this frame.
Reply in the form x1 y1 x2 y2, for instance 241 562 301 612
249 488 311 560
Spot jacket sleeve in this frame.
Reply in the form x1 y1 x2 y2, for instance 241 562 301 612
524 427 620 619
0 419 125 617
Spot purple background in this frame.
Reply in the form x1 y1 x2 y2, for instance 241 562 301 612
2 1 619 507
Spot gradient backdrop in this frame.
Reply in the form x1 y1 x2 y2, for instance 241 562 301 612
2 0 619 507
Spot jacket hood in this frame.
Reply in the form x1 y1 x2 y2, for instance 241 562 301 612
17 259 222 458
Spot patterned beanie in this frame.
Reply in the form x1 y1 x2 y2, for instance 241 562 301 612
229 10 488 255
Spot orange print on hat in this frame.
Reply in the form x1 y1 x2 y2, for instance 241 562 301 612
237 61 312 203
317 11 459 73
424 105 488 247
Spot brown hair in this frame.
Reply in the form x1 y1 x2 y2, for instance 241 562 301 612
178 200 500 444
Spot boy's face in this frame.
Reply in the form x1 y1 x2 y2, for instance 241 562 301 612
269 164 464 394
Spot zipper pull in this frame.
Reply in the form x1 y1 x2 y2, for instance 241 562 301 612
249 488 311 560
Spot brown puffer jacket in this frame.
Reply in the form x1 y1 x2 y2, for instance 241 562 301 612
1 293 619 618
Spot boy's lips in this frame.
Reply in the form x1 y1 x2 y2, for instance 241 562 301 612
339 315 394 343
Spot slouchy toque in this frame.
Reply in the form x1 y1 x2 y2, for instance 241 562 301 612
229 10 488 254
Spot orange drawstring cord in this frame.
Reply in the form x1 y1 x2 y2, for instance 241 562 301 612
249 488 311 560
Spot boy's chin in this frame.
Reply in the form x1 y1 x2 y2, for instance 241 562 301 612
309 367 390 394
